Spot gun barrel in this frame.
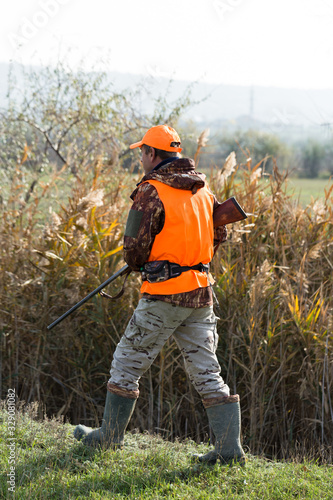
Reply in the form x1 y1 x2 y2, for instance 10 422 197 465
47 264 129 330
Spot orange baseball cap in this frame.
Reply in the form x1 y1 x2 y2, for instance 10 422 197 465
130 125 182 152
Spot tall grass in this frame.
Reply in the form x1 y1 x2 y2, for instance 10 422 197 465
210 158 333 461
1 148 332 463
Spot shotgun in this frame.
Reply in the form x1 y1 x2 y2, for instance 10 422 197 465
47 196 247 330
213 196 247 226
47 265 129 330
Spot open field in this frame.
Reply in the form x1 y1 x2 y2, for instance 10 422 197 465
1 403 333 500
287 177 333 206
1 167 331 217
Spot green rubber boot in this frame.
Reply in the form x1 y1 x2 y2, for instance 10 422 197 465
193 401 245 465
74 391 137 449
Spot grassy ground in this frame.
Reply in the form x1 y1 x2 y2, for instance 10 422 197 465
254 175 331 207
287 177 332 206
1 403 332 499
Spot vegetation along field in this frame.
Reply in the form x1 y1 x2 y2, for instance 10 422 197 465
1 62 332 498
288 177 331 206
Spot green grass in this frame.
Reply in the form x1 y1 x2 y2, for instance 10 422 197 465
1 403 332 499
287 177 332 206
250 175 331 207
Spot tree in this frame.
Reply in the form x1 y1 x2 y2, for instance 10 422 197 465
215 129 292 172
300 140 326 178
0 60 194 201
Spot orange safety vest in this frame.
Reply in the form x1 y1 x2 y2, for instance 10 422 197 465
140 180 214 295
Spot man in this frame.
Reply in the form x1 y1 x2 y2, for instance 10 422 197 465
74 125 245 465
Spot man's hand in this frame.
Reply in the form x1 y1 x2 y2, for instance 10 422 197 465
214 225 227 254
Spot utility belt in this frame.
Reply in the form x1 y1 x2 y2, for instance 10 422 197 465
141 260 209 284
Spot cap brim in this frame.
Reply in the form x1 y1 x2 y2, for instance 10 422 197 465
129 140 143 149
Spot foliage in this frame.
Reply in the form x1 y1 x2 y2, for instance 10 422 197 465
1 64 128 177
209 156 333 460
1 402 333 499
1 140 332 463
1 64 332 463
0 60 193 197
299 139 327 178
181 121 333 179
214 129 292 173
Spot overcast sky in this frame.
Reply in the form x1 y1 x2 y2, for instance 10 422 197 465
1 0 333 89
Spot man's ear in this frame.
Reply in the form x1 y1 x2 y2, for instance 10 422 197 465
149 147 156 161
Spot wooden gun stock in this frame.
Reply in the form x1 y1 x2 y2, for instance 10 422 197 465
213 197 247 227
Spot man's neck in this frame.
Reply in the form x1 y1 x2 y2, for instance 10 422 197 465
153 157 179 172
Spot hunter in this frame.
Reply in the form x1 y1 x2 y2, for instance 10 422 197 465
74 125 245 465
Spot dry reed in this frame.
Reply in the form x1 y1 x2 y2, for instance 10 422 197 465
1 145 332 463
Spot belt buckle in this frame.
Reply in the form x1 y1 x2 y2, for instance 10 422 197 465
168 262 182 279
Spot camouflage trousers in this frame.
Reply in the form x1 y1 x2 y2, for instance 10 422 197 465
108 298 230 399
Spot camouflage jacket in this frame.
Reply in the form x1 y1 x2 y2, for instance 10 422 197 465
123 157 227 308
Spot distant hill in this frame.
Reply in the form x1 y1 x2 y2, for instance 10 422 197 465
1 61 332 141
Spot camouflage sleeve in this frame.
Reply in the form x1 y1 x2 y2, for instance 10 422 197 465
123 183 164 271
